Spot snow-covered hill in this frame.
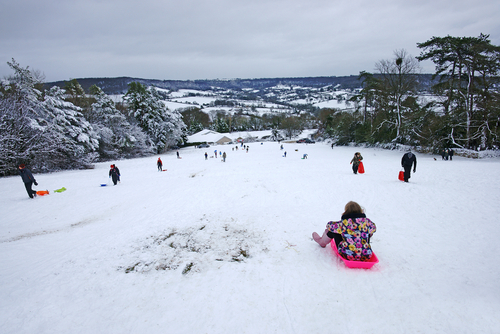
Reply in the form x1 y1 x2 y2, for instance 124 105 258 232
1 143 499 333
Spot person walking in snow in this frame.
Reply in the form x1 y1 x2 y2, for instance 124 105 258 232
222 152 227 162
157 157 163 171
109 164 121 185
350 152 363 174
205 152 208 160
312 201 376 261
18 164 38 198
176 151 180 159
214 150 217 158
449 148 454 161
302 154 308 159
401 150 417 182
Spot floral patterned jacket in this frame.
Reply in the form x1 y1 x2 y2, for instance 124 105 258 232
326 213 376 261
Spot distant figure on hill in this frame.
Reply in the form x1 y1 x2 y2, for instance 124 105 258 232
205 152 208 160
401 150 417 183
18 164 38 198
350 152 363 174
157 157 163 171
109 164 121 185
312 201 376 261
176 151 180 159
283 151 287 157
214 150 217 158
302 154 308 159
449 148 454 161
222 152 227 162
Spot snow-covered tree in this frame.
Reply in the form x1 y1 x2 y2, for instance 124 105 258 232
0 59 99 174
88 85 154 160
124 82 185 153
35 86 99 170
0 59 49 175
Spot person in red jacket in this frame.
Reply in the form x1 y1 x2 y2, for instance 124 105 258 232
18 164 38 198
157 157 163 171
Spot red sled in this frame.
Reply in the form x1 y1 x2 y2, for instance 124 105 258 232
36 190 49 196
330 240 379 269
358 161 365 174
162 169 167 171
398 170 405 181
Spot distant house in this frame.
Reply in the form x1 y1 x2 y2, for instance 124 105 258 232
216 136 232 145
187 130 232 145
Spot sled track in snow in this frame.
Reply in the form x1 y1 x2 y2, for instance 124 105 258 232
1 216 100 243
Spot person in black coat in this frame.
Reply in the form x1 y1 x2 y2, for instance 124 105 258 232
18 164 38 198
109 164 121 185
401 151 417 182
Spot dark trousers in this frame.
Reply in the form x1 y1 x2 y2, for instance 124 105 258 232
24 182 36 198
327 231 344 248
352 164 359 174
403 166 412 182
111 175 118 185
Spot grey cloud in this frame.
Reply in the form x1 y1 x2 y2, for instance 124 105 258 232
1 0 498 81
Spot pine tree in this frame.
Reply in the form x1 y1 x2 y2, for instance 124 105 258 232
88 85 153 159
124 82 185 153
0 59 100 173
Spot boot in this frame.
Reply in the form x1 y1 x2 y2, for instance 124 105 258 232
312 229 332 248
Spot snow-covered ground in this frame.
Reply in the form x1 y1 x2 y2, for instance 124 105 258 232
1 143 499 334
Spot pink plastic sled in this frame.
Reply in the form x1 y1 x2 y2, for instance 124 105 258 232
331 240 379 269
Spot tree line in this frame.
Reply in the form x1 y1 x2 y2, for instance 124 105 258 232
320 34 500 151
0 60 185 176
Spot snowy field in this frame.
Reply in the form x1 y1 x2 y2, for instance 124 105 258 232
1 143 500 334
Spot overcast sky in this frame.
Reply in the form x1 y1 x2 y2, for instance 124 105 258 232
1 0 499 83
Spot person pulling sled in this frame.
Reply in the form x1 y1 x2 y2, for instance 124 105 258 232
18 164 38 198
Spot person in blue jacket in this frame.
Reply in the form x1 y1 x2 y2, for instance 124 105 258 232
18 164 38 198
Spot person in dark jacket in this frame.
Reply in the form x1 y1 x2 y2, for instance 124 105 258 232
18 164 38 198
109 164 121 185
401 150 417 182
350 152 363 174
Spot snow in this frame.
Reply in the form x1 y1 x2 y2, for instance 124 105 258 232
170 96 217 105
1 142 500 334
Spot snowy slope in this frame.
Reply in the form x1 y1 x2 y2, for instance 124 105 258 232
1 143 499 334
